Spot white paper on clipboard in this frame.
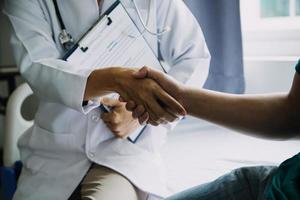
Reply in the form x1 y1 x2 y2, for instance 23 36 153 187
64 1 165 143
65 1 165 72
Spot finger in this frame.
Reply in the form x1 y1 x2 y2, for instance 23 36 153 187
101 112 119 124
144 97 163 123
155 101 178 123
101 112 112 122
132 105 145 118
148 119 160 126
156 90 186 116
167 108 180 120
138 112 149 125
147 96 176 124
101 97 122 107
133 67 165 85
119 96 126 102
105 121 123 133
148 117 167 125
126 101 137 112
103 120 112 128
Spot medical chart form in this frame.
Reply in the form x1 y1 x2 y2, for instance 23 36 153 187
65 1 165 73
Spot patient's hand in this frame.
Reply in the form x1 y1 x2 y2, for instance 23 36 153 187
101 98 140 138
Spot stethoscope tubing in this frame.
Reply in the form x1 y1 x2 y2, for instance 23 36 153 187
53 0 171 50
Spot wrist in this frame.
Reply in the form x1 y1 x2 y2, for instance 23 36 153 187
109 67 128 93
179 86 191 115
84 67 123 100
109 67 136 96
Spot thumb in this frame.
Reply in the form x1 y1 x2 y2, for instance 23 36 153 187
139 67 169 89
133 67 165 83
133 66 149 79
101 97 122 107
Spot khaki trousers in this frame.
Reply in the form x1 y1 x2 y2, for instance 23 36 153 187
69 164 139 200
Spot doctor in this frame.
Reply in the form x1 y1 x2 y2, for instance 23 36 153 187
4 0 210 200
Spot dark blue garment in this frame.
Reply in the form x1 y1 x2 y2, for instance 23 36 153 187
296 60 300 74
184 0 245 94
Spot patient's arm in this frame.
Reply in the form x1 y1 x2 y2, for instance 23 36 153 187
130 67 300 140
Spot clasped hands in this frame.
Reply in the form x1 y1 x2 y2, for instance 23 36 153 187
116 67 186 126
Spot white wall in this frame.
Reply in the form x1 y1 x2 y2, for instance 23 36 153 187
244 59 296 94
240 0 300 94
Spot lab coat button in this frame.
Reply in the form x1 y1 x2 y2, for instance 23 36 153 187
91 115 99 122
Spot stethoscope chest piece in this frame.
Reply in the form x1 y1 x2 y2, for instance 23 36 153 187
59 29 74 51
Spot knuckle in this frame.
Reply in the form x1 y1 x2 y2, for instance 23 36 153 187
133 111 139 119
151 115 159 122
152 122 159 126
161 120 168 125
132 112 137 119
111 124 117 130
137 105 145 113
115 132 123 137
111 116 120 124
110 119 117 125
147 80 156 88
149 120 159 126
170 117 177 123
126 104 133 111
114 118 121 124
138 119 145 125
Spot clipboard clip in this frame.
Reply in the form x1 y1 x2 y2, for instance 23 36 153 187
107 17 113 26
79 15 113 52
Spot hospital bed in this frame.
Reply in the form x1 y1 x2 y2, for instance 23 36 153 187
1 59 300 199
162 59 300 195
0 83 34 200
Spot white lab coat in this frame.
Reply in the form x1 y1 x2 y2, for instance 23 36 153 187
4 0 210 199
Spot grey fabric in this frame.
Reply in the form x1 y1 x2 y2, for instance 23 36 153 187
185 0 245 94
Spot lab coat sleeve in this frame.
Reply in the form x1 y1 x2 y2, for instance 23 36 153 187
156 0 210 130
3 0 99 114
157 0 210 87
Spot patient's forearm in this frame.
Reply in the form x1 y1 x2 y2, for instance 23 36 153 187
181 88 300 140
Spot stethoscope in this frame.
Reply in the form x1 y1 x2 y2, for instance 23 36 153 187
53 0 171 51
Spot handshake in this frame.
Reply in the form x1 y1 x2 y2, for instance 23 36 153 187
116 67 188 126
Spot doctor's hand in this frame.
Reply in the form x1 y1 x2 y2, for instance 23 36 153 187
113 68 186 126
100 97 140 138
126 67 186 125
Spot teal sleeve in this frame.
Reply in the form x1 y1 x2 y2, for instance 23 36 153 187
296 60 300 74
264 153 300 200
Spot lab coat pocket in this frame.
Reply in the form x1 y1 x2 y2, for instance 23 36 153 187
35 103 72 134
28 125 77 154
24 154 46 174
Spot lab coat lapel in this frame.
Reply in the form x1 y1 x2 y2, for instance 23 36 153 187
56 0 100 41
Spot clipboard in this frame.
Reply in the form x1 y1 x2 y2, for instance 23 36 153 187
63 0 165 73
64 0 166 143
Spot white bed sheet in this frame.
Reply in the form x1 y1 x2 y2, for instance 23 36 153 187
162 117 300 195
